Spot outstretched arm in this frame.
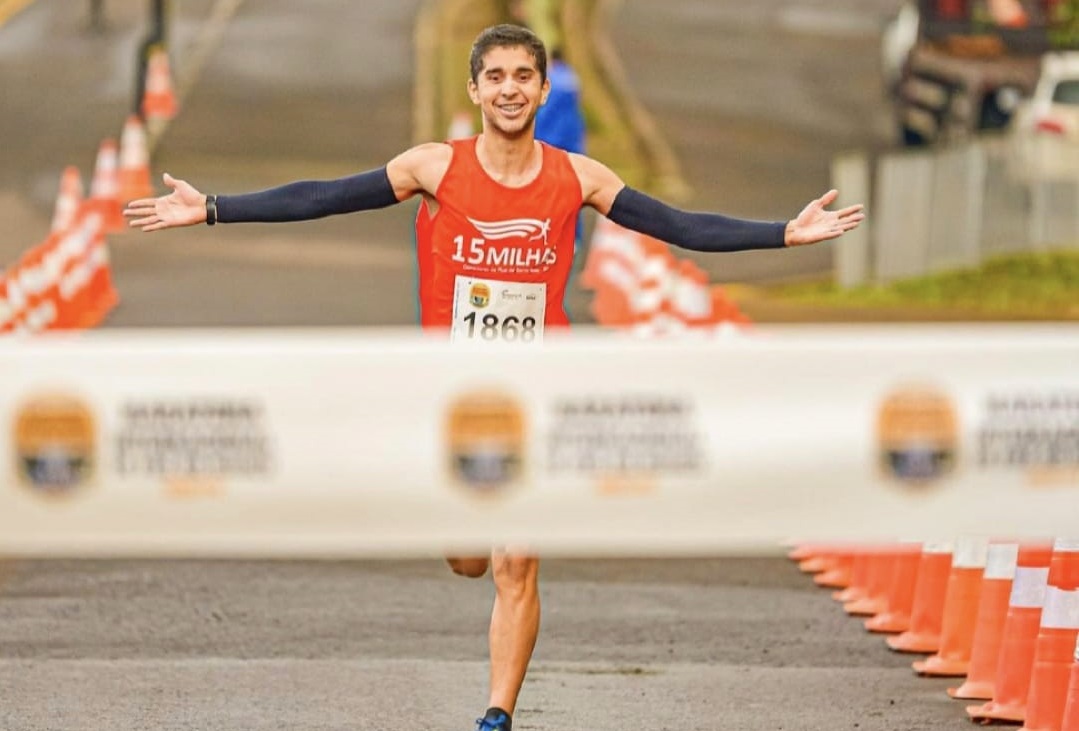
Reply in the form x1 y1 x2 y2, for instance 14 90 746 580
124 143 452 232
572 155 865 251
124 169 401 231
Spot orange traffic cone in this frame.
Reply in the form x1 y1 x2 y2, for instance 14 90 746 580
913 536 989 675
787 543 818 562
709 285 752 328
119 114 153 203
628 238 676 337
51 166 84 234
0 276 15 333
799 552 835 574
948 542 1022 699
89 139 125 233
845 546 899 617
79 214 119 328
668 259 713 330
581 216 641 291
816 551 855 589
142 47 178 123
967 541 1055 723
887 541 953 653
1062 635 1079 731
585 220 646 327
788 542 845 563
834 550 873 604
1019 541 1079 731
865 542 922 634
55 209 97 327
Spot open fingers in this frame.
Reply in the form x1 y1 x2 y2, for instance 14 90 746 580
834 203 865 217
127 214 161 229
123 203 158 219
125 197 160 210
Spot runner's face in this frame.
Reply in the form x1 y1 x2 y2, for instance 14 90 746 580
468 45 549 138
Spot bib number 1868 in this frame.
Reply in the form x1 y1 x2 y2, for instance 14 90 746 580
451 276 546 344
462 312 538 343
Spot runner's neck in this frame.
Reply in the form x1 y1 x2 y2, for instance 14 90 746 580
474 134 543 189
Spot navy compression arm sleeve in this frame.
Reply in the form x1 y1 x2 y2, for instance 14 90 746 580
607 186 787 252
216 167 399 223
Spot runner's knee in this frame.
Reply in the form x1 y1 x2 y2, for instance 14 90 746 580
491 554 539 598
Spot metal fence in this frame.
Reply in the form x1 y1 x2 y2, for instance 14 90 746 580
832 135 1079 288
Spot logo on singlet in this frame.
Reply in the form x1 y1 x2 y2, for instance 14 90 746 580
467 217 551 247
469 282 491 308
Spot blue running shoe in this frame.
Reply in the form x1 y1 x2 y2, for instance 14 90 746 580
475 707 511 731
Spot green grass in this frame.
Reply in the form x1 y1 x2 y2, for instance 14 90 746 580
772 250 1079 318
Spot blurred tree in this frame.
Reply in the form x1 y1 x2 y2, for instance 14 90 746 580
1049 0 1079 45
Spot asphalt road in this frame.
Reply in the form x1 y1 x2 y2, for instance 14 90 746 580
0 557 977 731
0 4 986 731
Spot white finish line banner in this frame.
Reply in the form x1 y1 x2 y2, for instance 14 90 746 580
1 325 1077 557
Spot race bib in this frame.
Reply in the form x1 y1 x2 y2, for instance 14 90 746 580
451 276 546 344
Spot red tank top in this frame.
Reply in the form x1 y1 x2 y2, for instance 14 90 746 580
415 137 582 334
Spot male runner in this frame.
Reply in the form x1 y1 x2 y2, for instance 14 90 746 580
124 23 864 731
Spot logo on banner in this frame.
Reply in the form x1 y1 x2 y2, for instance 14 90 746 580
13 393 96 496
445 390 527 497
877 386 958 484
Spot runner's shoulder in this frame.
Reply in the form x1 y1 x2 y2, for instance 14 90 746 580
567 152 624 212
401 141 454 165
388 142 454 197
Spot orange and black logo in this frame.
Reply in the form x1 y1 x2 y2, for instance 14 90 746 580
877 386 958 484
13 393 96 496
445 390 526 497
469 282 491 308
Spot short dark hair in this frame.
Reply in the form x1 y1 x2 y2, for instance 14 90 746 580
469 24 547 83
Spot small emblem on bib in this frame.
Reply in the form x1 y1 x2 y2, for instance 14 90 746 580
469 282 491 308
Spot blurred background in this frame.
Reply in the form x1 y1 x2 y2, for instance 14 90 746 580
4 0 1075 331
3 4 1079 731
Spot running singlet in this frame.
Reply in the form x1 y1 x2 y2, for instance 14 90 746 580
415 137 582 343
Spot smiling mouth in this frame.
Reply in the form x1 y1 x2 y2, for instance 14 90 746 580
499 104 525 114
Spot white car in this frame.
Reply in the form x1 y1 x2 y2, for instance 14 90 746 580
1008 52 1079 181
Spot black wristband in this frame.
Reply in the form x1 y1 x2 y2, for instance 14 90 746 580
205 194 218 226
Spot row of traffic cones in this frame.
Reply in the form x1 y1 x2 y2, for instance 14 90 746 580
790 538 1079 731
81 114 155 234
2 45 178 334
580 216 752 336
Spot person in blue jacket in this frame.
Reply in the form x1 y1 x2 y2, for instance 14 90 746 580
534 47 585 155
535 47 586 250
